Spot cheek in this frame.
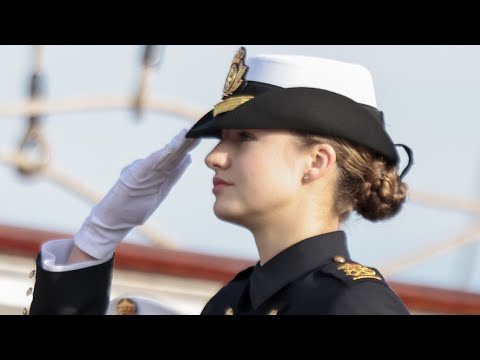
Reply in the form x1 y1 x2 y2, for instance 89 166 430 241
246 152 299 196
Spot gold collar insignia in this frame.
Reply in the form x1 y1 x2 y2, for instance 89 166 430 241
222 47 249 98
337 262 382 281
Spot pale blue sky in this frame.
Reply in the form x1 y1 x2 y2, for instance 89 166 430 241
0 45 479 291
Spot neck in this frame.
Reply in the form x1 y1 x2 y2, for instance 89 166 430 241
249 209 339 265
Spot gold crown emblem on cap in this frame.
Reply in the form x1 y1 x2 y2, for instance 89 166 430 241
222 47 249 98
117 298 137 315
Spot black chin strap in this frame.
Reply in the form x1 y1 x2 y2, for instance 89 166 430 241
395 144 414 180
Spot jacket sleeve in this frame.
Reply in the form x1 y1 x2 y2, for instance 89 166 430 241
29 252 115 315
329 281 410 315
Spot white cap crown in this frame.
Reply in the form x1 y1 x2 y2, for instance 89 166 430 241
245 54 377 108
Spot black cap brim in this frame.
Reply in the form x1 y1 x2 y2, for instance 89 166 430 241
186 87 399 165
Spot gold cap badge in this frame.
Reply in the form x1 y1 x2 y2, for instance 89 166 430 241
222 47 249 98
117 298 138 315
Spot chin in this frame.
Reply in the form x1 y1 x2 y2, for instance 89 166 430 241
213 203 245 225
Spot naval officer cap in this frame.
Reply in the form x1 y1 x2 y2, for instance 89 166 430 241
186 47 413 177
107 296 180 315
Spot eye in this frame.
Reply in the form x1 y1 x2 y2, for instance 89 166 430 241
238 131 255 142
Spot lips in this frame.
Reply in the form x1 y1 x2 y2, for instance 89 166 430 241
213 177 232 187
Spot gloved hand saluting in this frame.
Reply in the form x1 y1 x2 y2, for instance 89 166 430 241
73 129 200 260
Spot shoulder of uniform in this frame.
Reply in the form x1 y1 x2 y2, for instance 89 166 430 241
201 266 255 315
319 256 386 286
230 265 255 282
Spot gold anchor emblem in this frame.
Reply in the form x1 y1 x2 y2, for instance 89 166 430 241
222 47 249 98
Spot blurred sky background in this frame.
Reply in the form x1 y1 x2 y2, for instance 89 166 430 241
0 45 479 292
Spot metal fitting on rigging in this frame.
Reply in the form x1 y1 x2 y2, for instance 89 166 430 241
17 45 50 176
133 45 166 119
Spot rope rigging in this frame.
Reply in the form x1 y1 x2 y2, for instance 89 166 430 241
17 45 48 176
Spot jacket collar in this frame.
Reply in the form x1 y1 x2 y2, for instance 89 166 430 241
249 231 350 309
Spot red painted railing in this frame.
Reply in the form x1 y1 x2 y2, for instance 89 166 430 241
1 224 479 314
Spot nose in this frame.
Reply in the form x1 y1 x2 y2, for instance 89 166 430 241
205 143 231 171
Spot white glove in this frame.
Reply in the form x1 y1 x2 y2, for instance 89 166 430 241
74 129 200 259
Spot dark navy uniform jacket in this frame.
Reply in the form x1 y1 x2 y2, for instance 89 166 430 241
201 231 410 315
29 231 409 315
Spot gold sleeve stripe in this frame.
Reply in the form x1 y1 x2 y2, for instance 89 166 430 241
213 95 254 117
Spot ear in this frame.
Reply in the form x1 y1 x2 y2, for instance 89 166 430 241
306 144 337 181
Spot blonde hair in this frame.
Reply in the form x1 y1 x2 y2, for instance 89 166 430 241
297 134 408 222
